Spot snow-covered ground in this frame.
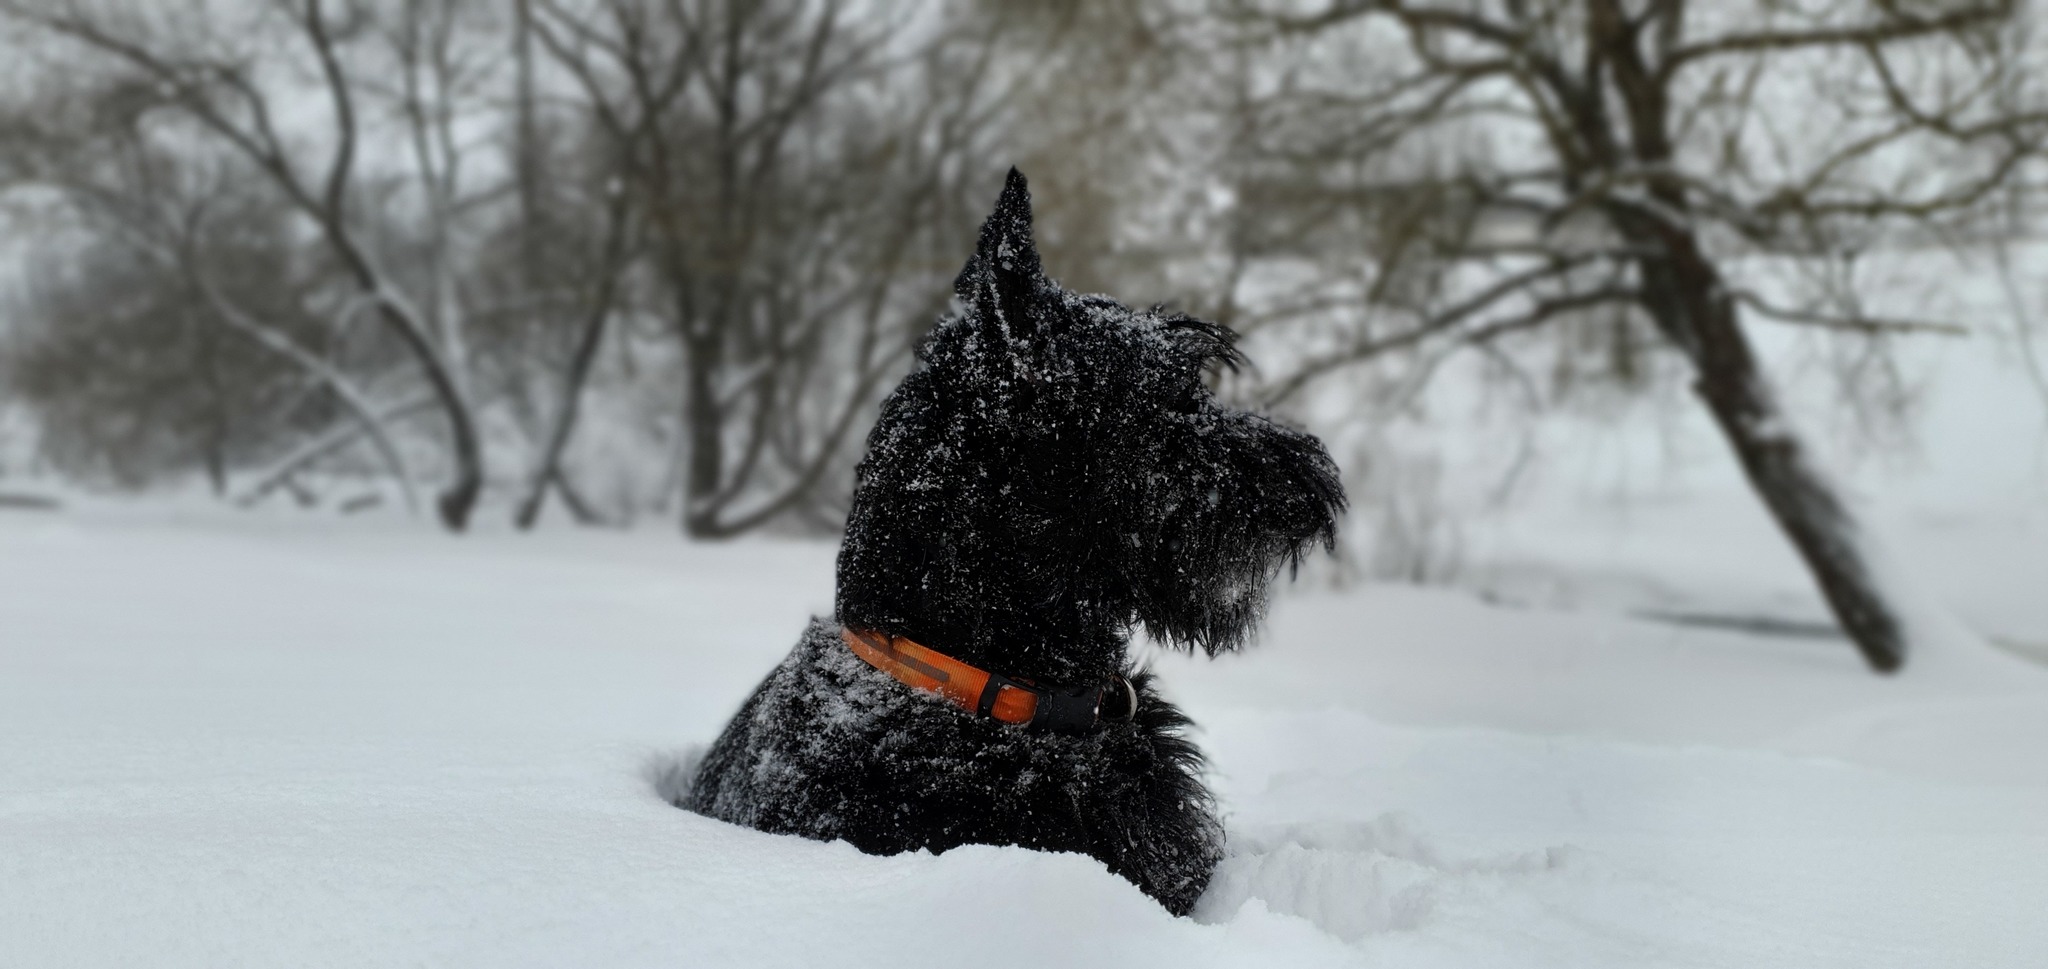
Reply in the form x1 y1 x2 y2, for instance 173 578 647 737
3 500 2045 969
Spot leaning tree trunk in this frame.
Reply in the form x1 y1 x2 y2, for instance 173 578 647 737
1571 0 1908 672
1640 232 1907 672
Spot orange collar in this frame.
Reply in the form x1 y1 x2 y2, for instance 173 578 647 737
841 627 1135 732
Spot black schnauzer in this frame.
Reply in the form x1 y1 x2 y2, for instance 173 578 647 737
683 169 1344 916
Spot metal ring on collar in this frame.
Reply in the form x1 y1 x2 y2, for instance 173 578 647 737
1110 675 1138 722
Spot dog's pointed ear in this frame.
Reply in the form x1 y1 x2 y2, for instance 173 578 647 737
954 168 1049 348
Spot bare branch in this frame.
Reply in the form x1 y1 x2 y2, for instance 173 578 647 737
1662 3 2013 79
1730 289 1969 337
1259 255 1634 407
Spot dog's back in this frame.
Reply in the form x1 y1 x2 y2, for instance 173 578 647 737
685 620 1221 912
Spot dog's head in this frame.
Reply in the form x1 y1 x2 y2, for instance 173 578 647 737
838 169 1344 676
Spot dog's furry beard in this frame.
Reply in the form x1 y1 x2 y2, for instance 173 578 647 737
682 169 1342 916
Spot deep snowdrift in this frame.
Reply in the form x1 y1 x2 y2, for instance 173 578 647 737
3 506 2045 968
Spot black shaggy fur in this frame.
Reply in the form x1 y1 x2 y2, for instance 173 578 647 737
683 169 1345 916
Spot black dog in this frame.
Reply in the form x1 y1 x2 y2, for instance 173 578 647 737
683 170 1343 915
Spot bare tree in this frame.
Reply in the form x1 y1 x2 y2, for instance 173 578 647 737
532 0 1009 537
0 0 1048 536
2 0 499 528
0 53 432 510
479 0 662 530
1217 0 2048 671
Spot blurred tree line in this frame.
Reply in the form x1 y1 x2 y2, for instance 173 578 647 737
0 0 1160 533
2 0 2043 671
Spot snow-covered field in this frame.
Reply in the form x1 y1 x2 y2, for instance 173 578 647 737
3 501 2045 969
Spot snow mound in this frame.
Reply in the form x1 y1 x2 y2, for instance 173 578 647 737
1197 815 1575 940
